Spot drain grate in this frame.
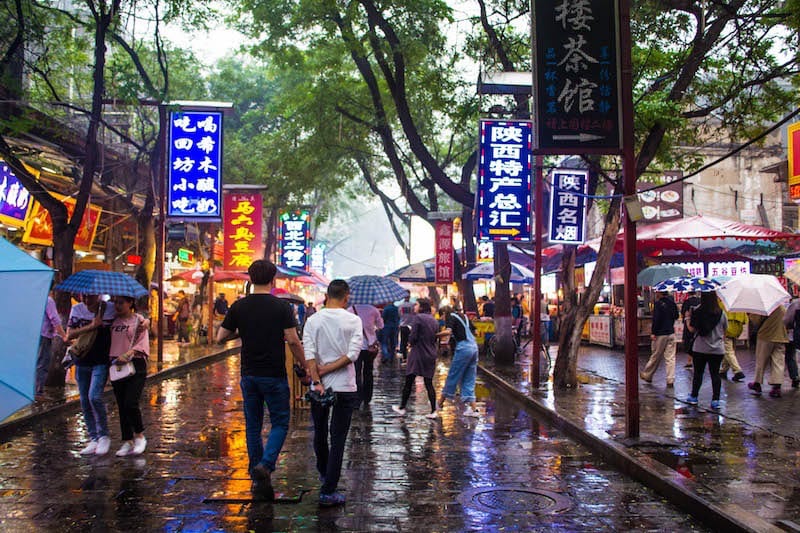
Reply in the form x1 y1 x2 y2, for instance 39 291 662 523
458 487 571 515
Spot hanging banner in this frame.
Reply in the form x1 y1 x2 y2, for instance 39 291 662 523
278 210 310 271
0 161 33 228
434 220 454 284
168 110 223 220
533 0 622 153
23 192 102 251
548 169 588 244
223 191 263 271
310 242 326 274
637 170 683 224
476 119 533 241
789 121 800 202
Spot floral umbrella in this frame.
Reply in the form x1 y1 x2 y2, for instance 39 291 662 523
652 275 721 293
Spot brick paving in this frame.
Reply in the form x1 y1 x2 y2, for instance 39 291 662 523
0 353 706 532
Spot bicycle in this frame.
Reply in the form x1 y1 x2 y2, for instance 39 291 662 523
486 330 552 383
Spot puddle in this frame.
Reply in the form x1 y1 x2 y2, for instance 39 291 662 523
647 449 715 479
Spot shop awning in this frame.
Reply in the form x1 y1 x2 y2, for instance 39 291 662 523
636 214 798 241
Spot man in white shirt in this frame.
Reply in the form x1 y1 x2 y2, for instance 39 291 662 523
349 302 383 408
303 280 363 507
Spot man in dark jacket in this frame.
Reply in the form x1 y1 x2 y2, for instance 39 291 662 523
640 290 680 387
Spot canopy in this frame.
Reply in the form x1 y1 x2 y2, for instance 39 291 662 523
636 214 798 241
0 238 53 421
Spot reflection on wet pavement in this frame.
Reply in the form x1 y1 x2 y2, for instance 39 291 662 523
0 354 708 531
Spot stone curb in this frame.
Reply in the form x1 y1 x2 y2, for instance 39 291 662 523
478 364 782 533
0 343 241 437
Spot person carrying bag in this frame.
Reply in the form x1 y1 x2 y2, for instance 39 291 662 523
108 296 151 457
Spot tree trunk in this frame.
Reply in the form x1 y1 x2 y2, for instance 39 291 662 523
264 205 279 262
492 243 515 366
459 206 478 314
553 197 623 388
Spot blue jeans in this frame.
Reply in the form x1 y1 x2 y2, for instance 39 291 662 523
382 327 398 362
441 340 479 402
76 365 109 440
240 376 290 477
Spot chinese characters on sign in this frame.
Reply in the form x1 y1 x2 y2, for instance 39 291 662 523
279 210 310 271
664 262 704 277
311 243 326 274
788 121 800 202
636 171 683 224
168 111 223 220
477 119 533 241
435 220 454 284
22 192 102 251
223 192 263 271
534 0 621 152
707 261 750 279
476 241 494 263
0 162 32 227
549 169 588 245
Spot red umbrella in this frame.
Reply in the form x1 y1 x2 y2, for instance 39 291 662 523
270 287 305 304
213 270 250 282
168 270 204 284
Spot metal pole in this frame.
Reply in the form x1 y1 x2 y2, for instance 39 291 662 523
207 224 215 345
619 0 639 438
156 105 167 365
532 157 544 386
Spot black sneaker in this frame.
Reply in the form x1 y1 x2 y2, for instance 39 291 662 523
732 372 745 382
251 464 274 500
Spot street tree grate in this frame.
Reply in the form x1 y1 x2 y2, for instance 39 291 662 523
458 487 572 515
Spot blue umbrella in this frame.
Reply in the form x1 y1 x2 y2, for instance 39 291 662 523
463 262 535 283
0 238 53 421
652 275 721 293
387 261 435 283
56 269 148 298
347 275 408 306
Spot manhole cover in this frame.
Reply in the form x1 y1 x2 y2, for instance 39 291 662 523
458 487 571 515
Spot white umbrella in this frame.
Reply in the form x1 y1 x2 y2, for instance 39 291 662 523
463 262 535 283
717 274 790 316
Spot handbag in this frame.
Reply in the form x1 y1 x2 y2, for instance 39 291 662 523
68 301 107 360
110 315 142 382
353 306 380 354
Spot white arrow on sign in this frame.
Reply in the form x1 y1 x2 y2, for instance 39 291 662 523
552 133 605 142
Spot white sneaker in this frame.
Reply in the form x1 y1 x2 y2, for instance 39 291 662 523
116 441 133 457
391 405 406 416
425 410 439 419
132 436 147 455
463 407 481 418
95 436 111 455
79 440 98 455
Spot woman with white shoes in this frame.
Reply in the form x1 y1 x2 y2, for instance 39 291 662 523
108 296 150 456
436 305 481 418
392 298 440 418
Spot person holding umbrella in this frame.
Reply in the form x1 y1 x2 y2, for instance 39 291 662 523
685 291 727 409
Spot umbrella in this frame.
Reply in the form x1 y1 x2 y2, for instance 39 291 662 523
168 269 204 284
387 261 435 283
213 270 250 282
637 265 688 287
56 269 148 298
784 262 800 285
717 274 790 316
271 287 305 304
463 262 535 283
347 275 407 306
0 238 53 421
652 275 721 293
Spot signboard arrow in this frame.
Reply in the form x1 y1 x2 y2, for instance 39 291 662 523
488 228 521 236
552 133 606 142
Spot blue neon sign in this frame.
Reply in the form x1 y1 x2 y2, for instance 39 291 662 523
548 169 588 245
167 110 223 220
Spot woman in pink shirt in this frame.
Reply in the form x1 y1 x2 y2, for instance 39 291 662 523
109 296 150 456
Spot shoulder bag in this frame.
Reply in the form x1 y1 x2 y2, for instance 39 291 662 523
110 315 142 382
67 301 107 360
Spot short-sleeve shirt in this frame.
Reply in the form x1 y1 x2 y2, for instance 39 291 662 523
68 301 116 367
221 294 297 378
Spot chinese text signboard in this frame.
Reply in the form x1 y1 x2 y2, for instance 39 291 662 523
22 192 102 251
476 241 494 263
435 220 454 284
789 121 800 202
636 170 683 224
664 261 704 277
168 110 223 220
549 169 588 244
311 243 326 274
533 0 621 153
0 161 33 227
223 192 263 271
477 119 533 242
707 261 749 279
279 210 310 271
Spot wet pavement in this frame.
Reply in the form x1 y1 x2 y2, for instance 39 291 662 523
0 353 707 531
481 343 800 530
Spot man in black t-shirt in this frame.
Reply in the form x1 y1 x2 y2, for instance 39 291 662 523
216 260 306 500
